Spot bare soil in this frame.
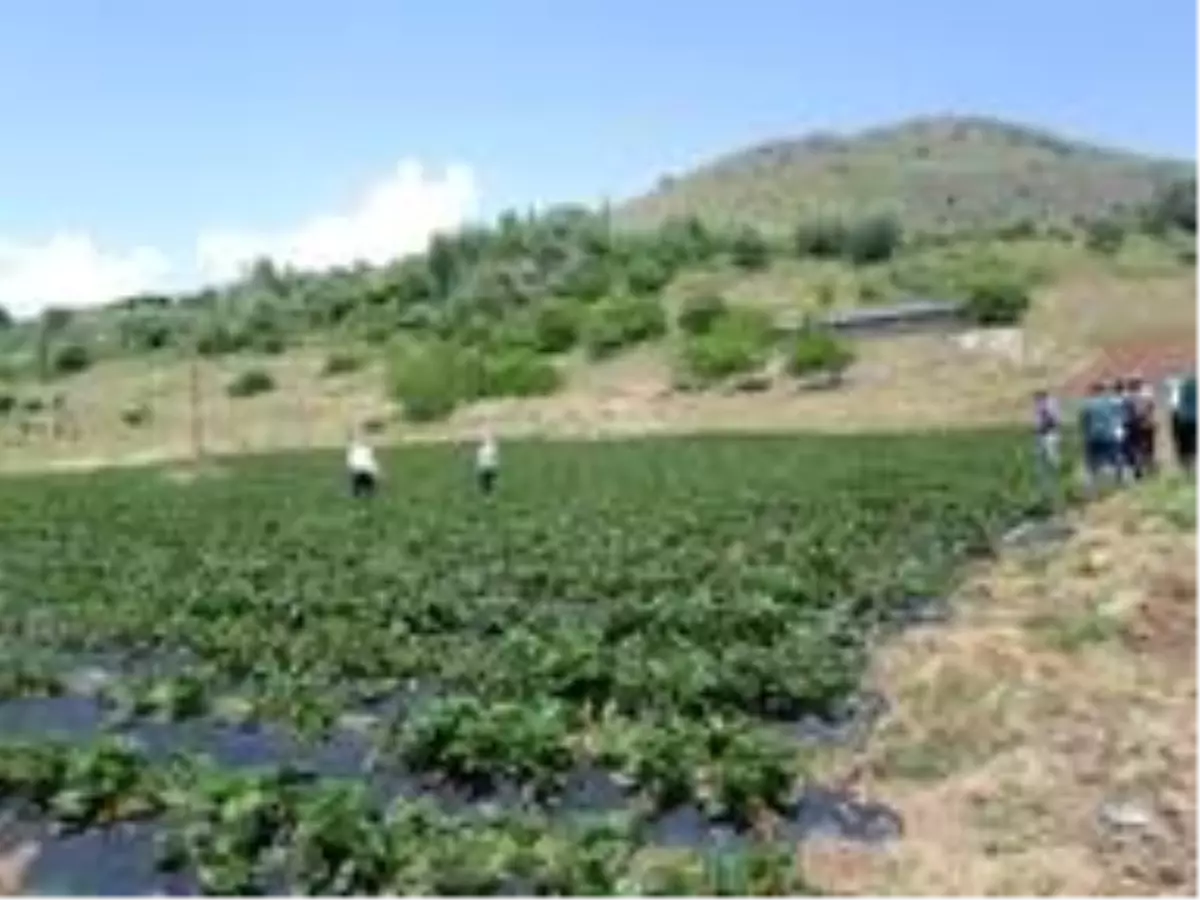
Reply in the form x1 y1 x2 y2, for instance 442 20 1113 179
800 480 1198 895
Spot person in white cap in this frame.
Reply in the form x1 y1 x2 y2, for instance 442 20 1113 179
346 428 380 499
475 429 499 495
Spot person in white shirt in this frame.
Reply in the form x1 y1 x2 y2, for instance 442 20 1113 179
475 430 499 495
346 431 380 499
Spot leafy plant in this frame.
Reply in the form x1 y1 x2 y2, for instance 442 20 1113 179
226 368 276 398
785 327 855 380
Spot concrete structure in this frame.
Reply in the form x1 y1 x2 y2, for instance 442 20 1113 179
779 297 966 339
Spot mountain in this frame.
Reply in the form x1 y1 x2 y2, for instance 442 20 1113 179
618 115 1193 234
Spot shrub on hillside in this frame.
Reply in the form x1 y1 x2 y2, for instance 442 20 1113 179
321 351 364 378
389 342 464 422
624 253 674 295
677 291 728 336
531 299 583 353
962 278 1032 326
226 368 276 399
0 392 15 416
120 403 153 428
51 342 93 376
389 340 562 422
196 322 250 357
729 226 771 271
1142 176 1196 235
119 314 177 352
583 294 667 358
793 219 847 259
843 215 903 265
1084 218 1126 255
677 307 775 383
785 327 855 381
475 347 562 399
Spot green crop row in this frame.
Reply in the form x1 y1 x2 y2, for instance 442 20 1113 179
0 429 1044 892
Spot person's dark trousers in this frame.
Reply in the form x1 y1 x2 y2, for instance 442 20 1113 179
1176 415 1185 472
477 468 497 495
350 470 376 498
1175 415 1197 473
1129 423 1154 479
1137 427 1157 478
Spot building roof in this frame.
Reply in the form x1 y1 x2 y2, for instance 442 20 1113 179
1061 338 1197 396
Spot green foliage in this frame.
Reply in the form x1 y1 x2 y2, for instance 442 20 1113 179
0 430 1050 892
843 215 904 264
1142 175 1196 235
0 306 11 329
389 340 562 421
51 341 93 376
0 392 15 416
119 313 177 352
226 368 276 398
196 321 250 357
676 291 728 336
388 340 466 422
472 346 562 399
530 299 583 353
624 253 674 295
583 294 667 358
120 403 153 428
321 351 364 378
793 219 848 259
676 307 774 383
962 277 1032 326
729 226 771 271
1085 218 1126 254
786 327 855 379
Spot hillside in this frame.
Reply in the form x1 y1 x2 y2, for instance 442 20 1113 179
619 115 1193 234
0 113 1195 472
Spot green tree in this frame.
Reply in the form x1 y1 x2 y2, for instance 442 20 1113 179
583 294 667 358
786 327 854 382
677 291 728 336
1084 218 1125 254
51 341 93 376
676 307 774 383
793 219 847 259
730 226 771 271
843 215 903 264
531 299 583 353
1142 176 1196 235
962 277 1032 326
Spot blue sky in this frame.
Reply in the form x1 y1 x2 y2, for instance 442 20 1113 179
0 0 1194 314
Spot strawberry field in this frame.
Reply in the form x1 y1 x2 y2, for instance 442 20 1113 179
0 430 1044 894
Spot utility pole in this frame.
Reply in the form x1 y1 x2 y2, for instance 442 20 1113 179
189 353 204 462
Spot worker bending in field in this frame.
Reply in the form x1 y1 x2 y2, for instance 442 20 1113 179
346 430 381 499
475 430 499 495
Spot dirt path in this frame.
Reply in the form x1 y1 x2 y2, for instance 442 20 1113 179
802 478 1197 895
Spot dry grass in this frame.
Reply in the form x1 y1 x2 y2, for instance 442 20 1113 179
800 480 1197 896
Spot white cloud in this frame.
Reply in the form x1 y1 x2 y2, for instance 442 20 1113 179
0 234 171 319
0 159 480 319
195 160 479 282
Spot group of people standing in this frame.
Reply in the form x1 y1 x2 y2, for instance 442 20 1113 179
344 428 500 499
1034 371 1197 494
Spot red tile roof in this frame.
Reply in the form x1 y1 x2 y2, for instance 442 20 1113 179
1061 338 1196 397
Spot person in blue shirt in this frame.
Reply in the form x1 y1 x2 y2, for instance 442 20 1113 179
1079 381 1123 493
